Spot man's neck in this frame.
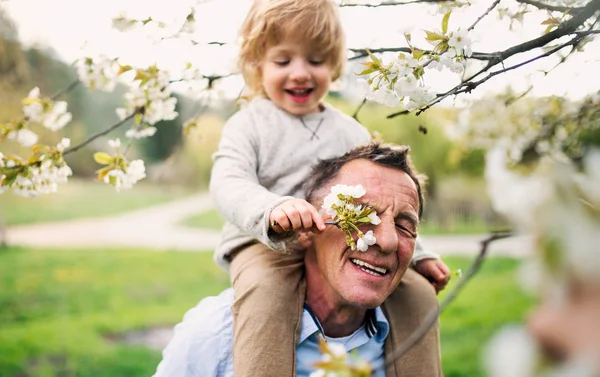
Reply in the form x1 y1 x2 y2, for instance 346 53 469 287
306 288 367 338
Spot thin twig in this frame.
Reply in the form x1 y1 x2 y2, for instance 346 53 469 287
516 0 584 13
348 47 497 61
50 79 81 101
352 98 368 121
468 0 502 31
340 0 452 7
63 111 138 155
378 231 513 369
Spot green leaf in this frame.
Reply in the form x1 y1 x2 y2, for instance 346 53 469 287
544 24 557 34
541 18 560 25
118 65 133 75
141 17 153 25
424 30 445 42
441 11 452 34
413 49 426 60
93 152 113 165
366 49 381 67
357 217 372 223
95 166 113 181
356 66 377 76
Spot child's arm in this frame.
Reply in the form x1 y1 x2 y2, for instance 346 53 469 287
209 111 303 250
412 237 451 293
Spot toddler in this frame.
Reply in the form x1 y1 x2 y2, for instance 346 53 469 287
210 0 451 375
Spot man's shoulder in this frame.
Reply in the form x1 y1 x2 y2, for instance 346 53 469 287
153 289 234 377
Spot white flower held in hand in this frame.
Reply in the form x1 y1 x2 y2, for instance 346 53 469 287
321 184 381 251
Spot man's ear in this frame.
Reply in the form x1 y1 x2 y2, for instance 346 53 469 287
297 230 315 249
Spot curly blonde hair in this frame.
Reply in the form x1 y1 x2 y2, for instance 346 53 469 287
239 0 346 95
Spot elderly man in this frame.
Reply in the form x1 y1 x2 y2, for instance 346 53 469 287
153 143 442 377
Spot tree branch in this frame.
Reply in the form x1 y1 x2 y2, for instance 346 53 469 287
468 0 502 31
379 231 513 369
352 98 367 120
63 111 138 155
50 79 81 101
387 0 600 118
348 47 497 61
340 0 453 7
516 0 585 13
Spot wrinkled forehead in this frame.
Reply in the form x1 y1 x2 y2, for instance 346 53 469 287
321 160 419 210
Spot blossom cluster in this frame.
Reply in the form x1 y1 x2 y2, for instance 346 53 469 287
94 138 147 192
322 184 381 251
115 65 178 139
76 55 120 92
310 338 371 377
356 12 473 111
449 92 600 166
1 87 73 150
0 139 73 198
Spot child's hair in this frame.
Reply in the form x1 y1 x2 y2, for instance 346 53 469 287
239 0 346 95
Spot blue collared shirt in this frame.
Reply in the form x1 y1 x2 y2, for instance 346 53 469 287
153 288 389 377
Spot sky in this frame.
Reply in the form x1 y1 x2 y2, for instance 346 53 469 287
2 0 599 102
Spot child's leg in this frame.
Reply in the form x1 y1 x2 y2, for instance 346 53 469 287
381 268 443 377
229 242 305 377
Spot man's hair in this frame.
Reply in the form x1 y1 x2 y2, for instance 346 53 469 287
306 143 426 219
238 0 346 95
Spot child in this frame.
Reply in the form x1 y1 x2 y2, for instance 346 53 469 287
209 0 451 375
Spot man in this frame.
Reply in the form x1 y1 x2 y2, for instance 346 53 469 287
153 143 442 377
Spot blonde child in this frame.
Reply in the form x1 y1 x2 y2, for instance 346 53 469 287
209 0 451 375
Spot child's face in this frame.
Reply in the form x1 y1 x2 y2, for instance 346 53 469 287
260 41 332 116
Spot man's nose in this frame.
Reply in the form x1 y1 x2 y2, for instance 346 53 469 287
372 219 398 254
289 60 310 81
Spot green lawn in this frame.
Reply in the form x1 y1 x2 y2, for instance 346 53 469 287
0 179 193 226
0 247 534 376
181 209 501 235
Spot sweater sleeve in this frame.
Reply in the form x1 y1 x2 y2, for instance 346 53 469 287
209 110 295 251
412 236 440 263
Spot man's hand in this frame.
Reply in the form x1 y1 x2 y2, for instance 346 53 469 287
269 199 326 234
414 258 451 294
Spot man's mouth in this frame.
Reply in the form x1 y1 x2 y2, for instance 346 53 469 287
285 88 313 97
350 258 388 277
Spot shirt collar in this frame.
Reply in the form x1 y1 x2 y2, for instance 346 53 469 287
300 303 390 344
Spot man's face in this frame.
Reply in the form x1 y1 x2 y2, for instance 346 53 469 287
308 159 420 309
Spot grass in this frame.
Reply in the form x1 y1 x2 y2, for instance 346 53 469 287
181 209 499 235
0 246 229 377
0 247 534 377
0 179 193 226
439 257 537 376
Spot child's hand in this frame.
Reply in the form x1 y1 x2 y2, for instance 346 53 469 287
414 258 451 294
269 199 326 234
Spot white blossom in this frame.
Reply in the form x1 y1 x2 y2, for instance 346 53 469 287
484 325 539 377
368 212 381 225
76 56 119 92
56 138 71 152
448 29 472 57
103 159 146 192
357 230 376 251
11 160 72 198
108 138 122 151
125 127 157 139
42 101 72 131
7 129 38 147
111 16 138 32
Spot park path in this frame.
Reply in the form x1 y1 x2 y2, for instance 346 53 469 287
6 192 533 258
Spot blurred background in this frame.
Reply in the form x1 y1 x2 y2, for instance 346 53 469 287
1 0 585 375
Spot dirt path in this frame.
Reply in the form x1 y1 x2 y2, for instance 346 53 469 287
7 192 533 257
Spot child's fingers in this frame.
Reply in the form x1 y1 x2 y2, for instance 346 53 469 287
270 209 291 232
293 203 315 231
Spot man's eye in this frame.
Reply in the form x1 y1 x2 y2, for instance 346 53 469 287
396 224 417 238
